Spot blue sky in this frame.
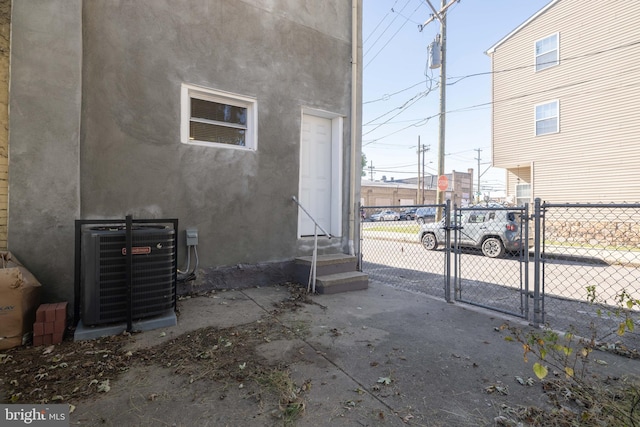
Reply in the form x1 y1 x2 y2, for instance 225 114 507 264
363 0 551 194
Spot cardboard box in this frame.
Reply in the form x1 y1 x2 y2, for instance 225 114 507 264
0 252 42 350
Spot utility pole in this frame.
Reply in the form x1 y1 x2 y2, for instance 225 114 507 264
475 148 482 203
422 0 451 219
368 160 375 181
436 0 447 218
417 137 422 204
420 144 430 204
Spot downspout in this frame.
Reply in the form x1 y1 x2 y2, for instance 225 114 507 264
349 0 362 263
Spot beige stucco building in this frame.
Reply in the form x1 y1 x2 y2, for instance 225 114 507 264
486 0 640 204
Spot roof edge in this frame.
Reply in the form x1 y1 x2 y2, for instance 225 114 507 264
485 0 560 55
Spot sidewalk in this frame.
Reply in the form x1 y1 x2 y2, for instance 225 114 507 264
70 282 638 426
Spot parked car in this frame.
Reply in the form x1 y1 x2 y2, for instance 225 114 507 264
399 208 417 220
370 210 400 221
415 207 436 224
418 210 531 258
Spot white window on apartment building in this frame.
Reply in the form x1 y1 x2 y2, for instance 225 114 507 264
181 83 257 150
516 183 531 207
535 100 559 136
535 33 559 72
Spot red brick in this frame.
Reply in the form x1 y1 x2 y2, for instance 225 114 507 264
33 322 44 337
45 305 56 323
52 332 64 345
44 322 54 335
33 335 43 347
42 335 52 346
55 302 68 318
54 318 66 333
36 305 46 322
56 304 68 323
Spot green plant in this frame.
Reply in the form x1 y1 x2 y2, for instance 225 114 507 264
587 286 638 338
502 286 640 426
505 323 639 426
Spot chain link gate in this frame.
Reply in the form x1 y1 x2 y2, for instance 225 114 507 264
450 204 531 318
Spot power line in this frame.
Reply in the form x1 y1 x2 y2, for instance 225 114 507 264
447 64 640 114
365 1 420 69
446 39 640 86
363 79 428 104
363 62 640 146
364 0 409 56
363 89 435 136
363 0 401 45
364 39 640 132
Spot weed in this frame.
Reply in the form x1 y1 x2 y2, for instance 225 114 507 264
502 286 640 426
256 368 309 425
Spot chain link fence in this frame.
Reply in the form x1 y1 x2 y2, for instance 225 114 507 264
540 202 640 353
360 205 446 300
360 201 640 353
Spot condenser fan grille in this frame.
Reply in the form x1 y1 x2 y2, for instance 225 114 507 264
81 226 176 326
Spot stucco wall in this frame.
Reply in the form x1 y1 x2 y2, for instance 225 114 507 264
0 0 9 249
8 0 82 305
9 0 360 303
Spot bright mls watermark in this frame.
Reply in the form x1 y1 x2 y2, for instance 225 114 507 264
1 405 69 426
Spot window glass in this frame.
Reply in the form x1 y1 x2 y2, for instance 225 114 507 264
516 184 532 206
181 84 256 150
535 101 558 135
535 34 558 71
191 99 247 126
189 121 246 146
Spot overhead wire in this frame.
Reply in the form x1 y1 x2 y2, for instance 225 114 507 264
364 0 401 45
364 44 640 146
362 4 640 180
364 79 428 105
364 0 412 59
364 1 425 70
446 39 640 85
363 88 434 128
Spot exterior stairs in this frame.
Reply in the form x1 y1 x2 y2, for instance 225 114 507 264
294 253 368 294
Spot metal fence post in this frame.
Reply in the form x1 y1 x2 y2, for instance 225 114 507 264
444 199 451 302
532 198 542 327
523 203 530 320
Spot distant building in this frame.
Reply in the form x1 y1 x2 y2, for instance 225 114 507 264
361 169 474 207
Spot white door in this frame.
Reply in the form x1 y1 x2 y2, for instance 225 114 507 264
299 114 332 236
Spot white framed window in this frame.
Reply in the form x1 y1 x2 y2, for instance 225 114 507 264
535 100 559 136
180 83 257 150
516 183 531 207
535 33 559 72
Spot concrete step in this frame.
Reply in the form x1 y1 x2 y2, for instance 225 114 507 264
294 253 368 294
294 253 358 284
314 271 369 295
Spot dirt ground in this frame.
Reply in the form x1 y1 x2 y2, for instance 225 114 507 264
1 283 638 426
0 285 323 426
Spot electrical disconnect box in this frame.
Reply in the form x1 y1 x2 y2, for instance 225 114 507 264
186 228 198 246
